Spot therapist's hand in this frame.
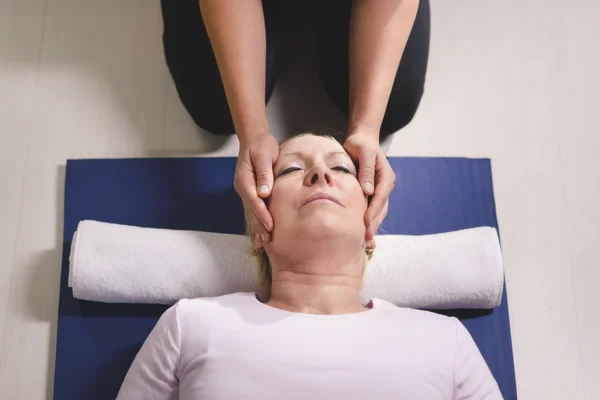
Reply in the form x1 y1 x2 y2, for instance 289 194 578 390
344 133 395 248
235 132 279 250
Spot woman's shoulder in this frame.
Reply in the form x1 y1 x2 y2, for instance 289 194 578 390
172 292 255 321
372 298 460 327
175 292 252 311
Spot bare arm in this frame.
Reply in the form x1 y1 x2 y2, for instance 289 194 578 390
344 0 418 244
348 0 419 136
199 0 270 141
199 0 278 244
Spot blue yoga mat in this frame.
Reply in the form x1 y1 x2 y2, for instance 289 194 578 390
54 157 517 399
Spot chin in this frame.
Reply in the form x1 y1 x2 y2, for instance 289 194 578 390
298 214 349 238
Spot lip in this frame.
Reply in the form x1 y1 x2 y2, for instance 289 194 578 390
301 192 343 207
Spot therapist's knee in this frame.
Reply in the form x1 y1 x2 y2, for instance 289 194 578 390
380 85 424 138
184 100 236 136
172 83 235 136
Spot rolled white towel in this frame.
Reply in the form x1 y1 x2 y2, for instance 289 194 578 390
360 229 504 309
68 220 504 309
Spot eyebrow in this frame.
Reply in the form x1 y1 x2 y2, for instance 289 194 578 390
279 151 349 159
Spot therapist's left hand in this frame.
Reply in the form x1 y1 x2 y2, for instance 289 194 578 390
344 133 395 248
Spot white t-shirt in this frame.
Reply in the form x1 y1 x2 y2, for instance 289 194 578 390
117 292 502 399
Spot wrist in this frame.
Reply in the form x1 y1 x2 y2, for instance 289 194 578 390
348 98 384 140
232 108 271 146
237 128 272 148
347 123 381 141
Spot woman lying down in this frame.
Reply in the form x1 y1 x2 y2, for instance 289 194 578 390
117 133 502 399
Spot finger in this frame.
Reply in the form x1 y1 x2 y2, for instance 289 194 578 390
367 238 377 250
246 208 271 245
365 157 395 221
376 199 389 227
357 147 377 196
381 199 389 221
366 191 389 229
366 199 388 241
365 176 393 227
236 165 275 232
251 149 275 199
246 191 274 232
365 227 375 242
365 218 378 242
247 210 273 248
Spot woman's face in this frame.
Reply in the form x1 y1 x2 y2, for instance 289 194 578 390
267 134 368 248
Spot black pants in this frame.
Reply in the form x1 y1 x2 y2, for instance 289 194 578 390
161 0 430 140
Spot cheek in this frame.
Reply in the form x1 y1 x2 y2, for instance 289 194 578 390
343 181 368 211
268 181 295 219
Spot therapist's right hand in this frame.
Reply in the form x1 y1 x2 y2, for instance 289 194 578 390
234 132 279 250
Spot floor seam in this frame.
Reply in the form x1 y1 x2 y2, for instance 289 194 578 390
0 0 50 362
544 5 587 398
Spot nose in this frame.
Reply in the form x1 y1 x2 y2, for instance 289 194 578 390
305 164 333 187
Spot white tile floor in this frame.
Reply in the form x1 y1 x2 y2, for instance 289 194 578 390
0 0 598 398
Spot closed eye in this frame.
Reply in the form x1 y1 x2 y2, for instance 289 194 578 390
333 166 354 175
277 166 302 177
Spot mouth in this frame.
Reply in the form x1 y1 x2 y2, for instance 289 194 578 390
301 192 343 207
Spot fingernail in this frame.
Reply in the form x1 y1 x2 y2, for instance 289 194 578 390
258 185 269 196
260 234 267 243
254 234 261 244
364 182 373 193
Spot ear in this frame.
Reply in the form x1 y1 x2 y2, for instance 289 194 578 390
252 235 265 252
365 238 376 250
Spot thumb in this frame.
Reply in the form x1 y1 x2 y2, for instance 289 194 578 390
358 147 377 195
251 151 275 199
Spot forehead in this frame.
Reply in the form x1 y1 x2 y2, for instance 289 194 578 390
279 135 345 156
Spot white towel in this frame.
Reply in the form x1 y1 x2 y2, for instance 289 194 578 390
68 220 504 309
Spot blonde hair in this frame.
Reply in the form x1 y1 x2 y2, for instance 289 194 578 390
245 213 273 289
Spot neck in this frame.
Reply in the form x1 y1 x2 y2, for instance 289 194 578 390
266 243 367 315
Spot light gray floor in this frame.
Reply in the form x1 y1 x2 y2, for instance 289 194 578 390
1 0 598 399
